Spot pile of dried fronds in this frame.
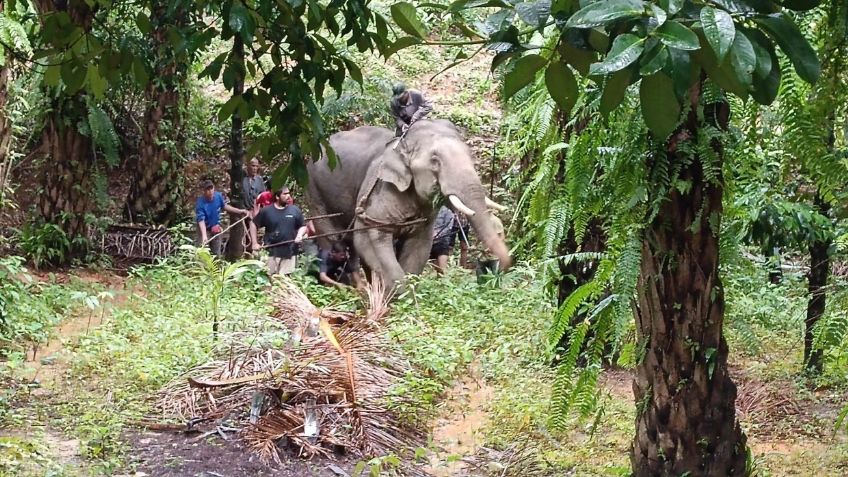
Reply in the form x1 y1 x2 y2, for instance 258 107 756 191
96 224 177 260
155 277 421 465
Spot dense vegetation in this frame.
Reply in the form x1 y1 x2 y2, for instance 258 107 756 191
1 0 847 476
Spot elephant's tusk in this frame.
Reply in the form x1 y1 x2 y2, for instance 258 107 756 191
448 195 476 217
485 197 507 211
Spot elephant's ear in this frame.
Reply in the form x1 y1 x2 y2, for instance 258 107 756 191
378 149 412 192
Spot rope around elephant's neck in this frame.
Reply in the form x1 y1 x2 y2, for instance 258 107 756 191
260 217 428 250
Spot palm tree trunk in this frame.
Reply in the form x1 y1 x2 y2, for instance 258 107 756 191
631 79 747 475
125 1 186 225
225 35 246 260
805 196 831 373
36 99 95 244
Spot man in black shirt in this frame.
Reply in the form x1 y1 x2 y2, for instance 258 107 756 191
249 187 307 275
316 241 362 289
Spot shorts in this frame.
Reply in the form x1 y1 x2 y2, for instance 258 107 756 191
429 240 451 260
267 256 296 275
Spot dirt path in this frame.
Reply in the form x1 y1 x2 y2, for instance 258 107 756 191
426 361 493 477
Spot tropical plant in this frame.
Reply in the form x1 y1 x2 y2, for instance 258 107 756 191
405 0 824 473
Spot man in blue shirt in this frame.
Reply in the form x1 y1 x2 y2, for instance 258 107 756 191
195 179 248 256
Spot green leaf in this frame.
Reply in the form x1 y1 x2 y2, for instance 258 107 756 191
640 44 668 75
343 57 363 84
86 64 108 99
560 42 596 75
229 1 248 33
44 64 60 87
545 61 578 115
588 34 644 75
640 73 680 138
729 31 756 88
667 47 695 99
692 32 748 99
132 56 149 88
700 7 735 63
516 1 548 27
655 21 700 51
391 2 427 39
658 0 682 15
503 53 547 99
565 0 646 29
135 12 152 35
600 67 632 116
755 14 820 83
385 36 420 57
751 48 780 105
60 61 86 93
649 5 667 28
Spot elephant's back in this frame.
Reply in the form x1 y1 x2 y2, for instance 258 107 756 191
328 126 394 162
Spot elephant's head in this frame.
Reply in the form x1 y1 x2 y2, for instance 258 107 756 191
377 119 511 269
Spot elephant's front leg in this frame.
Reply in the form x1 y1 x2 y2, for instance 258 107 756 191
354 224 406 288
397 223 435 275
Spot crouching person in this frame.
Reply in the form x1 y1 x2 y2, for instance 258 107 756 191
249 187 306 276
315 242 362 289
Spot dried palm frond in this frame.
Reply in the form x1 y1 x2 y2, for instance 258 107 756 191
153 279 422 467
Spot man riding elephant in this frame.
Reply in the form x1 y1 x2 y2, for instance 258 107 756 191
306 119 510 290
389 83 433 137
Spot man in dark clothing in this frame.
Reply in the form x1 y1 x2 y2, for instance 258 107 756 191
390 83 433 136
249 187 307 275
195 179 248 256
429 206 469 273
315 241 362 289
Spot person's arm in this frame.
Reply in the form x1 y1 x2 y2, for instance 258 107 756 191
351 270 363 289
294 226 307 243
250 210 263 251
198 220 208 244
319 271 347 288
223 203 248 216
408 91 433 125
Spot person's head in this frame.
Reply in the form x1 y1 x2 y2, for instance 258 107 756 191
391 83 409 109
200 179 215 200
247 158 261 176
329 241 348 261
275 186 291 205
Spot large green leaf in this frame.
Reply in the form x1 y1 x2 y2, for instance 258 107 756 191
751 48 780 105
560 42 596 75
545 61 578 115
700 7 735 63
692 32 748 99
729 31 756 88
745 28 773 80
516 1 550 27
640 73 680 138
588 34 644 75
503 54 548 99
659 0 683 15
565 0 646 29
385 36 421 57
667 47 696 99
655 21 700 51
391 2 428 39
640 43 669 75
600 67 632 116
755 14 820 83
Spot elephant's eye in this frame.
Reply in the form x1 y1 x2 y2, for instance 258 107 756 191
429 155 440 167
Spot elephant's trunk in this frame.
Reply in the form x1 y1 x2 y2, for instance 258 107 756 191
456 191 511 270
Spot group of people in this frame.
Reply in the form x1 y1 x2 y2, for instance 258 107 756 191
194 158 362 288
193 84 504 286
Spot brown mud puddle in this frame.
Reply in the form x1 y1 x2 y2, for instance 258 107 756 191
426 362 493 477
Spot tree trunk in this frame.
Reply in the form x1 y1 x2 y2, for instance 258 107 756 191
36 99 95 244
224 35 246 261
631 80 747 475
0 58 12 209
805 197 831 374
125 1 187 225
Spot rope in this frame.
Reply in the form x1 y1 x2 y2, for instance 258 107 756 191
260 217 427 250
203 214 249 245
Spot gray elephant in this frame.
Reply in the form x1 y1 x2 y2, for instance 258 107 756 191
305 119 510 289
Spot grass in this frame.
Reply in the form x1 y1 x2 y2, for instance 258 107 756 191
1 250 847 476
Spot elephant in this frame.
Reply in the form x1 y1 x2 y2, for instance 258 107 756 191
305 119 511 289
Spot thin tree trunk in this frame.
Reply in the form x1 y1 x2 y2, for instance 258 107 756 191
125 1 186 225
0 55 12 210
805 196 831 374
225 35 246 260
631 79 747 475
